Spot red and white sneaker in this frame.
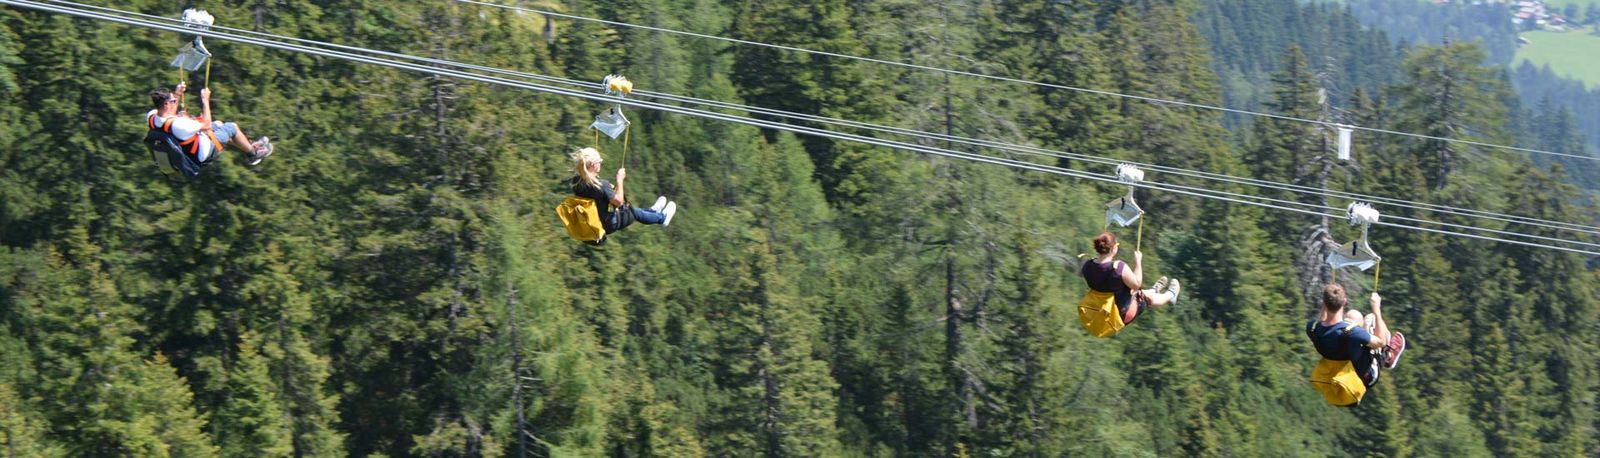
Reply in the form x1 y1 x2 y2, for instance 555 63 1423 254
1382 331 1406 369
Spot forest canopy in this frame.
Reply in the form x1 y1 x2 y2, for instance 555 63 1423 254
1 0 1597 456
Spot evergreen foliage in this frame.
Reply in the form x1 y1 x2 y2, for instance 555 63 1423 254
0 1 1596 456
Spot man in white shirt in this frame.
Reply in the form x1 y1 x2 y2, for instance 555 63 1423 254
147 82 273 166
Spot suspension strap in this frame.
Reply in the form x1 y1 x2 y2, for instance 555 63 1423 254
1136 216 1144 252
621 127 631 168
177 68 186 111
1373 262 1381 292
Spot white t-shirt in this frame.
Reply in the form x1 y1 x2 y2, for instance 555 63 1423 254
147 109 215 162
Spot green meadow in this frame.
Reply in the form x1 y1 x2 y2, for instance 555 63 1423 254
1516 29 1600 88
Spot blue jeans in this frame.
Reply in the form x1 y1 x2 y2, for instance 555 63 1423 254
631 206 666 224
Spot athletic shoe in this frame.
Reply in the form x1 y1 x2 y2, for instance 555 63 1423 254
1153 276 1170 293
247 137 274 166
1383 331 1406 369
1167 279 1181 304
662 201 677 227
650 196 668 212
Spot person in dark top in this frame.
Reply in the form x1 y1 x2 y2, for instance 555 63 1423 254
570 147 676 235
1080 232 1180 326
1307 284 1406 388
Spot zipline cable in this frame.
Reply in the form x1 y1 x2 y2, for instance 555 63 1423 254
58 0 1600 238
451 0 1600 163
10 0 1599 257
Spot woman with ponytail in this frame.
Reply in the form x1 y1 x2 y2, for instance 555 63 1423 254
569 147 677 237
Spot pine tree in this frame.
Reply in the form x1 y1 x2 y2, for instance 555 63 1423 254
696 131 845 456
1410 394 1494 457
726 0 896 200
979 227 1085 457
213 337 295 457
1391 43 1511 190
1246 46 1321 210
480 207 615 456
16 203 218 456
1500 165 1600 453
0 382 62 457
1172 197 1298 385
981 0 1122 159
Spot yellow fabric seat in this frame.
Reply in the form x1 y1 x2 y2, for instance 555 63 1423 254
1078 289 1125 338
557 196 606 243
1309 358 1367 406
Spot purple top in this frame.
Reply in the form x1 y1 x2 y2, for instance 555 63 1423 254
1081 259 1133 309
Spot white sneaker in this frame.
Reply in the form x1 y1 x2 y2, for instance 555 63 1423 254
246 136 273 166
650 196 668 212
662 201 677 227
1167 279 1181 304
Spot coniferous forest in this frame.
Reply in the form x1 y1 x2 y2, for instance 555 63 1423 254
2 1 1599 456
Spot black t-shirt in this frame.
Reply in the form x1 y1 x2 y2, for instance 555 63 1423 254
570 177 627 231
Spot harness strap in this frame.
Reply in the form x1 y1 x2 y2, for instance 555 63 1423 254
1306 320 1354 338
152 115 219 159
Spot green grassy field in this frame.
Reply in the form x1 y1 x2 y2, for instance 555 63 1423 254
1516 29 1600 88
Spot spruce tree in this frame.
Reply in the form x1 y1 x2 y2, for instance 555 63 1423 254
1391 43 1510 190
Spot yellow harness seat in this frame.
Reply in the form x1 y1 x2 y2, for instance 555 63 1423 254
1310 358 1367 406
557 196 606 243
1078 289 1125 338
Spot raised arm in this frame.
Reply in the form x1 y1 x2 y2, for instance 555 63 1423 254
198 88 214 125
609 167 627 207
1364 292 1391 349
1120 251 1144 290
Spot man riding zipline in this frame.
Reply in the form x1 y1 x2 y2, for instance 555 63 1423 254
1306 284 1406 405
145 82 274 176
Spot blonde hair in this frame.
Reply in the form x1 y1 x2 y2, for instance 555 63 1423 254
572 147 602 188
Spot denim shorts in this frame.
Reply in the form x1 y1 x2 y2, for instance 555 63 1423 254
211 121 238 142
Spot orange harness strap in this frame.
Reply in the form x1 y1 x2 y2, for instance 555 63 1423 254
151 115 220 159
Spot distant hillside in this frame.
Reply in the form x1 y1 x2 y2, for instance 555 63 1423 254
1347 0 1518 62
1194 0 1400 127
1198 0 1600 190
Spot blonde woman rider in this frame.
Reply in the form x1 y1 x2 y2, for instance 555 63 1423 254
569 147 677 234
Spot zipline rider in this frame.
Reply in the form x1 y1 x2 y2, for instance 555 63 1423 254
146 82 274 170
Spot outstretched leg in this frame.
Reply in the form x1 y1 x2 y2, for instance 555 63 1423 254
1365 313 1391 344
1143 289 1172 307
630 206 666 225
213 121 269 157
228 129 255 152
209 121 251 151
1141 278 1179 307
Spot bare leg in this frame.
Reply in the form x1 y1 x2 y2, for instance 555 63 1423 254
1142 289 1173 307
1366 313 1392 345
228 128 254 152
